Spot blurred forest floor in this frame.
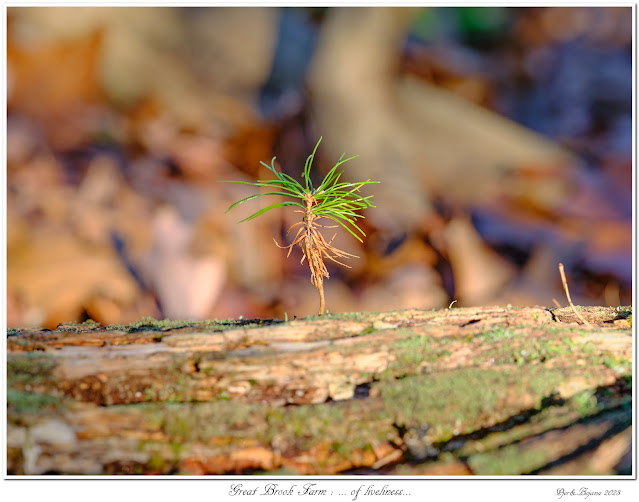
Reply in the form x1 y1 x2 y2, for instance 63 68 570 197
6 7 633 329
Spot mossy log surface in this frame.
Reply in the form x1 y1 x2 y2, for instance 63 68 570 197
7 306 632 475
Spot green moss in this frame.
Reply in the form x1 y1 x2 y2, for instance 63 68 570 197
602 354 632 375
329 311 368 321
264 407 286 437
161 413 191 442
170 442 182 460
57 319 101 332
375 333 455 379
274 405 345 442
253 467 299 475
105 317 197 332
382 333 454 378
263 401 380 453
468 442 550 475
144 387 158 402
613 305 632 324
545 325 595 337
482 334 577 366
330 441 345 454
475 327 515 342
571 389 598 414
146 451 167 472
7 352 57 385
358 325 377 336
131 400 267 444
303 308 423 322
7 389 63 414
134 366 198 404
377 366 568 442
103 317 282 333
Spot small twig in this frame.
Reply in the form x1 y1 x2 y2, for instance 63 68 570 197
558 263 592 328
551 298 562 309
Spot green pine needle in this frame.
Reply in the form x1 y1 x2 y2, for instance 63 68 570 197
221 136 378 242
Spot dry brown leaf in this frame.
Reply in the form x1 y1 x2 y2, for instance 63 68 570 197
141 206 226 320
444 217 515 305
8 230 140 328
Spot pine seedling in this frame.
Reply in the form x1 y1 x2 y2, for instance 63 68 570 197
222 137 378 315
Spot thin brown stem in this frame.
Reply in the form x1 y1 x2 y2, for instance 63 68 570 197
318 282 325 315
558 263 592 328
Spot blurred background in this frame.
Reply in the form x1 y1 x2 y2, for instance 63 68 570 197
6 6 633 329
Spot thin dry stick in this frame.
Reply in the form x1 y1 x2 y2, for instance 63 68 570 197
558 263 592 328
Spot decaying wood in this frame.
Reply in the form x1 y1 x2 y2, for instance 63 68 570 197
7 306 632 475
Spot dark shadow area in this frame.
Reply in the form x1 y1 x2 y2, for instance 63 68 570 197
348 378 631 475
525 406 631 474
435 391 567 454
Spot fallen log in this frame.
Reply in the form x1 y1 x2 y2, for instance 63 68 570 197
7 306 632 475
